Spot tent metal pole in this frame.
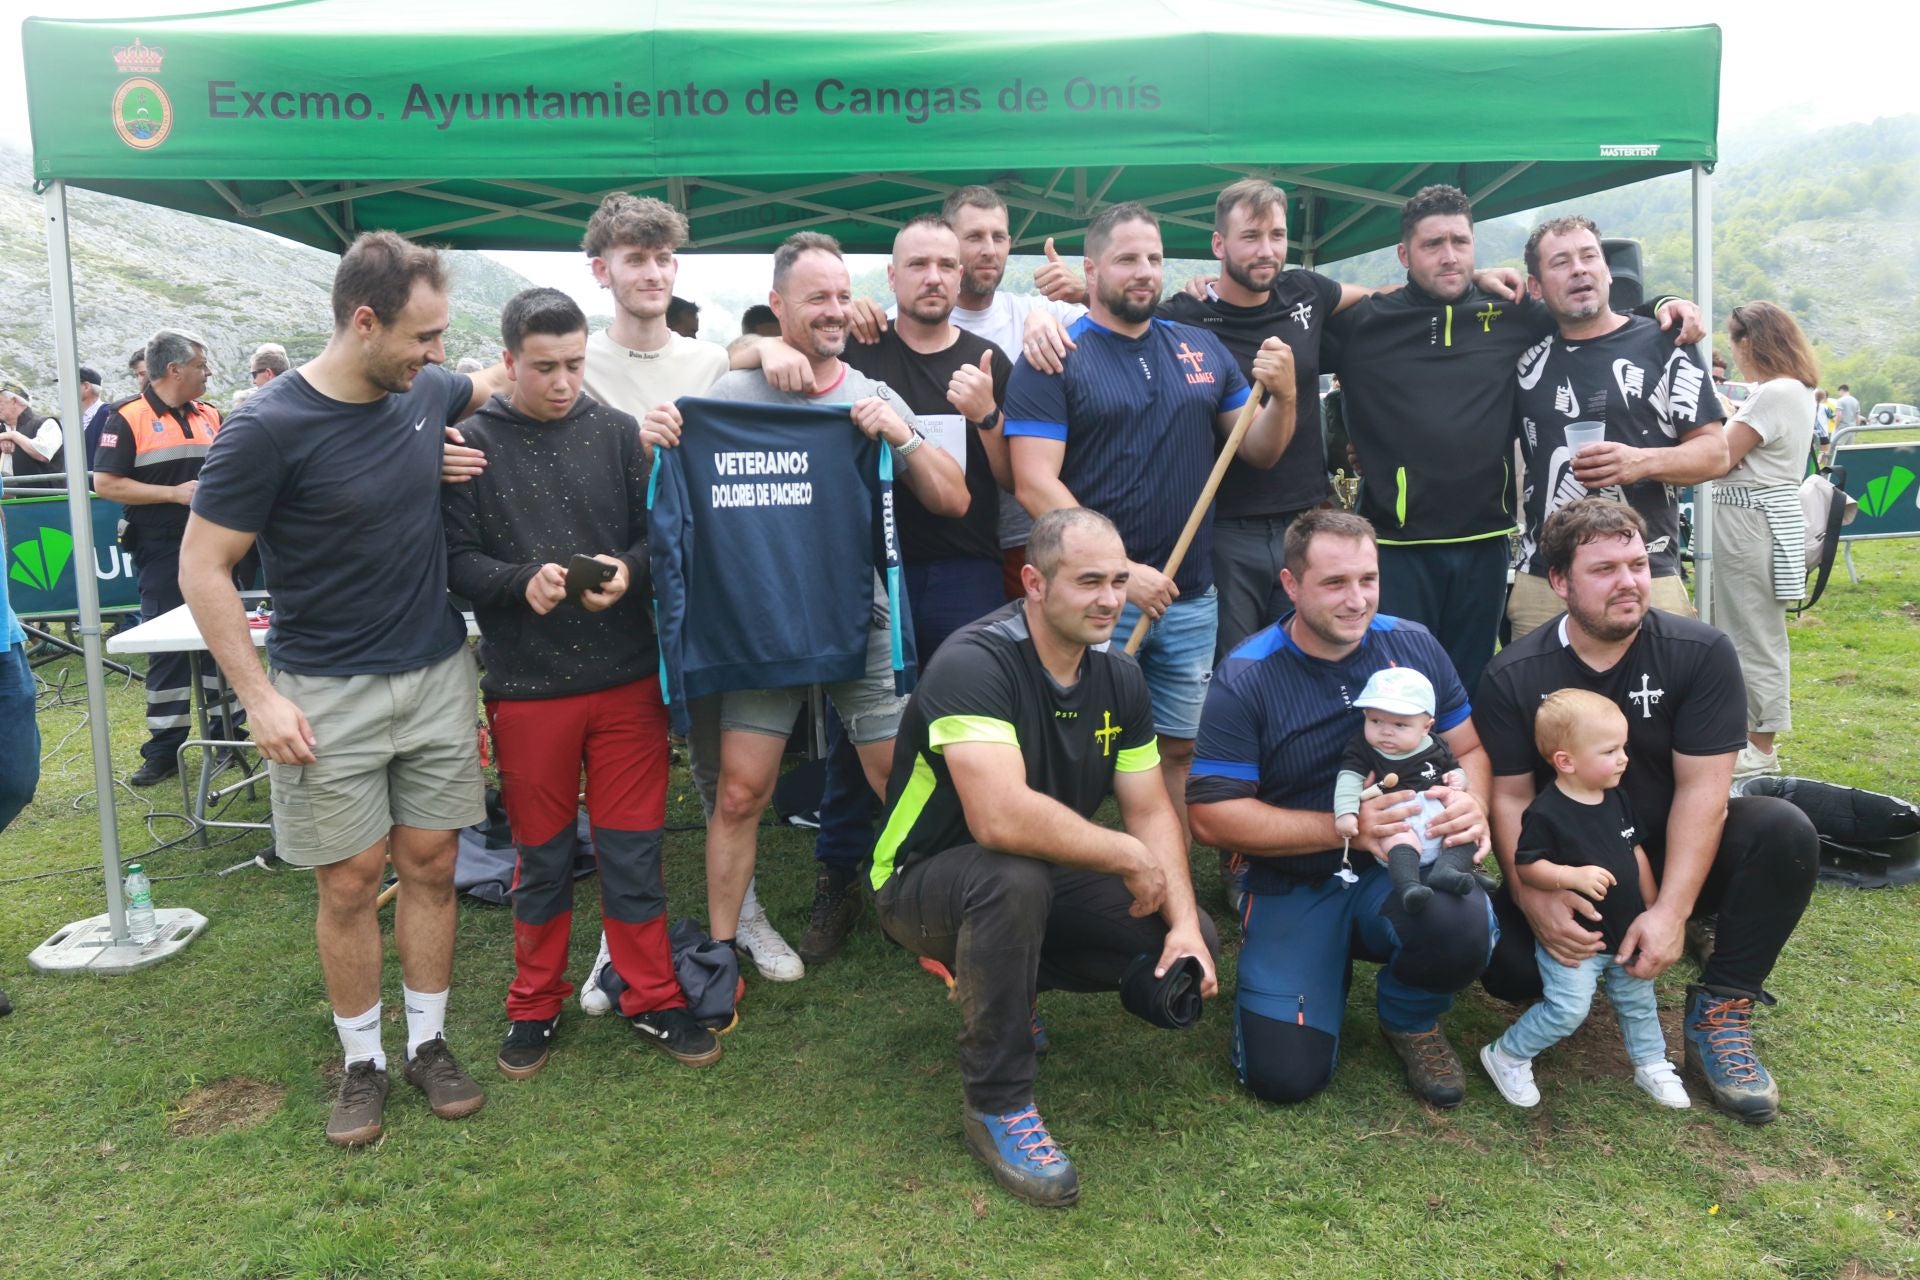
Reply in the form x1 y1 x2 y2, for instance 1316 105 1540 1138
1690 162 1715 624
28 181 209 976
40 180 126 934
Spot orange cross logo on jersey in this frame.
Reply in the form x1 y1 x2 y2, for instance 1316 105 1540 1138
1176 342 1216 385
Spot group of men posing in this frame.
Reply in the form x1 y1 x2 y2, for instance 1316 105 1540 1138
161 177 1817 1210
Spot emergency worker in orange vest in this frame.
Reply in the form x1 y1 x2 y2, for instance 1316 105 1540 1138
94 330 247 785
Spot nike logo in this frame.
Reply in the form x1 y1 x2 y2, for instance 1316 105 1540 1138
413 418 427 432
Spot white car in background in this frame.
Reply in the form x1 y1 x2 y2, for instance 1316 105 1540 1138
1867 403 1919 426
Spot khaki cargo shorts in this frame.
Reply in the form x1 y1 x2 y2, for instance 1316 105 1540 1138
266 646 486 867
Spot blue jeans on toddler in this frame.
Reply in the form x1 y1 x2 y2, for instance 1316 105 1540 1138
1496 943 1667 1066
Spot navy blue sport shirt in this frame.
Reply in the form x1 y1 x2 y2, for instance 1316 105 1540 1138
1188 613 1470 889
1003 316 1250 595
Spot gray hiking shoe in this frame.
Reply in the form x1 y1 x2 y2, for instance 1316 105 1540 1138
403 1037 487 1119
325 1060 389 1147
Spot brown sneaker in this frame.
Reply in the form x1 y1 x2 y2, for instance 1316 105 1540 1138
403 1037 487 1119
1381 1022 1467 1109
325 1060 390 1147
797 866 862 966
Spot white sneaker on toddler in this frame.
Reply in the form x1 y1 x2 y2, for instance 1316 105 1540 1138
1633 1059 1691 1108
1479 1042 1540 1107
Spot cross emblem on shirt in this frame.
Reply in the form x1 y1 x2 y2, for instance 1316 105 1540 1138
1175 342 1208 372
1627 674 1664 719
1476 303 1502 332
1094 710 1124 757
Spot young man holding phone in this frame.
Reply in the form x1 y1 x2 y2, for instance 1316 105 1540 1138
442 288 719 1077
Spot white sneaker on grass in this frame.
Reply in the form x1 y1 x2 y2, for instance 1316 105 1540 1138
578 932 615 1015
1479 1042 1541 1107
736 906 805 982
1731 742 1781 783
1633 1059 1692 1108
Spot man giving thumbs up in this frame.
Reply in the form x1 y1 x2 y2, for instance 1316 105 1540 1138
800 213 1018 967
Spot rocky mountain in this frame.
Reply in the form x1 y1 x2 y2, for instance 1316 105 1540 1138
0 147 530 409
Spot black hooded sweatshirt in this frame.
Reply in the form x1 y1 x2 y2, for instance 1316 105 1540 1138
441 391 655 700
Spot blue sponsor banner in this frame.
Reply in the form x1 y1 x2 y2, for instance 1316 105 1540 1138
1 493 141 618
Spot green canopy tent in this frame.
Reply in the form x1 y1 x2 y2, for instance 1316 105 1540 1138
21 0 1722 956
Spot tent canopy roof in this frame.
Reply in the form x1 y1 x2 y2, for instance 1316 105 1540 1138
23 0 1720 260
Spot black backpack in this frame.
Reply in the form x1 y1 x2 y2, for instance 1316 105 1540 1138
1737 775 1920 888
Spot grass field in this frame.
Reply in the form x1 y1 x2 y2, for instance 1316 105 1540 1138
2 545 1917 1279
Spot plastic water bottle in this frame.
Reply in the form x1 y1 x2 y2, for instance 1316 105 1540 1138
124 864 157 943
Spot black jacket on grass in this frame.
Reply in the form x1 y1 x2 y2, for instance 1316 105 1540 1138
441 392 655 701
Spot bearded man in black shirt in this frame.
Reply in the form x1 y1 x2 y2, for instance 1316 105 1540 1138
1474 498 1818 1125
871 507 1218 1209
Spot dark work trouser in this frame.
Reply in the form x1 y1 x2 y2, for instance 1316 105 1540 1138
1211 511 1308 662
131 531 243 764
1234 859 1495 1106
876 844 1221 1114
813 557 1005 873
488 677 683 1021
1375 537 1510 699
1482 795 1819 1003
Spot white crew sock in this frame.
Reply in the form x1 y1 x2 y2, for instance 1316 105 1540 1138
740 877 763 920
334 1001 386 1072
403 985 449 1062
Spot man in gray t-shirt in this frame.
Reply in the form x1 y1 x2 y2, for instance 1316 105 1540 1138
640 231 968 988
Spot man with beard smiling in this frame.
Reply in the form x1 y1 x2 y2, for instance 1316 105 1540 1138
1004 202 1298 843
182 231 509 1146
800 214 1014 966
1323 186 1704 696
1187 509 1494 1109
640 231 967 984
1474 498 1818 1124
1506 216 1727 639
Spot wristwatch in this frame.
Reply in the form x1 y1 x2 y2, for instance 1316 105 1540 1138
975 407 1003 432
895 427 927 458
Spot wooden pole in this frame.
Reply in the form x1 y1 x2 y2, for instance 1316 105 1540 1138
1125 385 1267 656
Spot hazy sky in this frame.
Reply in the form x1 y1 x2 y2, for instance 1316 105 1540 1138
4 0 1911 336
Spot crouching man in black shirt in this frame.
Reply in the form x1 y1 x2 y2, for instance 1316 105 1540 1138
1475 498 1818 1124
871 507 1219 1209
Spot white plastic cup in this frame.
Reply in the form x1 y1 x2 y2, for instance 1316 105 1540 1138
1564 422 1607 455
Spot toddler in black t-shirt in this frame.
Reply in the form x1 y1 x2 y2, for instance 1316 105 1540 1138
1478 689 1690 1110
1332 667 1475 913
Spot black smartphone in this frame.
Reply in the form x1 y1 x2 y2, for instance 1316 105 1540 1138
564 554 617 601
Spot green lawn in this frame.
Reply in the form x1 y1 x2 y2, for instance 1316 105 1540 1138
2 546 1917 1279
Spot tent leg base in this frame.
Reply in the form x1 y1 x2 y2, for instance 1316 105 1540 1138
28 908 209 975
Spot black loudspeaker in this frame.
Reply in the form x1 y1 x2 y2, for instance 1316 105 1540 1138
1603 237 1644 311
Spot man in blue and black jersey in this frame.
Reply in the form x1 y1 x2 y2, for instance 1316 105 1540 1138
1188 509 1495 1109
1323 185 1704 695
872 507 1218 1209
1004 201 1299 841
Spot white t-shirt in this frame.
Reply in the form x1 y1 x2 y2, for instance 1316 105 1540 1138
1835 393 1861 427
947 292 1085 547
582 329 730 417
1728 377 1816 488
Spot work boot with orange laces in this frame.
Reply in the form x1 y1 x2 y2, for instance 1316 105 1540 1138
963 1103 1079 1207
1683 983 1780 1124
1380 1020 1468 1108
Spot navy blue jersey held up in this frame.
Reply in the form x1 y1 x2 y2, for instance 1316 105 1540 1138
647 397 917 733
